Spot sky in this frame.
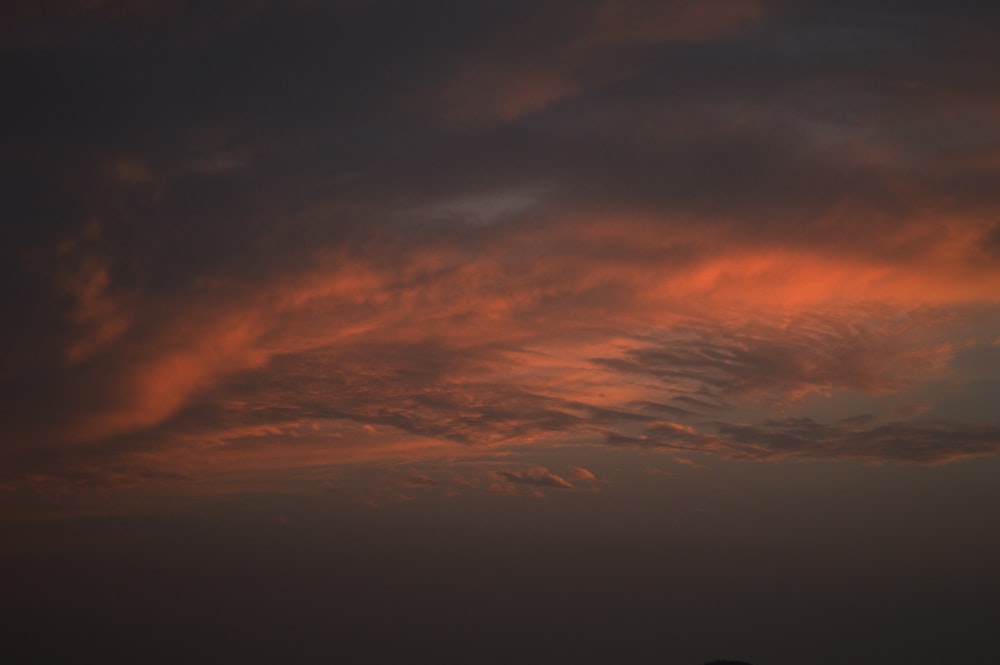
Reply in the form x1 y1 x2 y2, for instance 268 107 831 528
2 1 1000 663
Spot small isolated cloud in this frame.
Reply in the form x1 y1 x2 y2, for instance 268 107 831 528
644 467 673 476
605 421 717 450
494 467 576 490
484 467 586 496
400 471 438 487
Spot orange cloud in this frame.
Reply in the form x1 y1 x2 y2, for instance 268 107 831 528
40 216 999 433
6 205 1000 516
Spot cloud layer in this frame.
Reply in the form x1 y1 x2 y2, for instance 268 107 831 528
3 0 1000 508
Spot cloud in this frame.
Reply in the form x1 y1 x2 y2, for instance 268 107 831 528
717 418 1000 464
594 308 958 406
4 0 1000 512
496 467 575 489
568 466 597 481
3 220 997 494
415 0 765 122
602 417 1000 465
50 229 132 365
487 467 579 496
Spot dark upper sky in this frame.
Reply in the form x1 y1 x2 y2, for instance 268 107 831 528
3 2 1000 663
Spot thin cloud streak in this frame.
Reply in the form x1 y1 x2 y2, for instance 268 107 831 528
606 418 1000 465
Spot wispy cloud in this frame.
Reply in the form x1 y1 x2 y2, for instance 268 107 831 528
603 416 1000 465
714 418 1000 464
493 468 577 490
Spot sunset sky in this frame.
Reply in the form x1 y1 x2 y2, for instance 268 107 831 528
3 1 1000 663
